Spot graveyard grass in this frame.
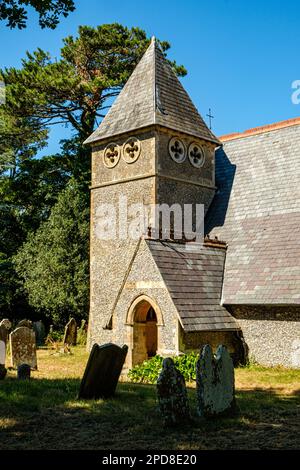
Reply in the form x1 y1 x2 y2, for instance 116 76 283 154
0 347 299 450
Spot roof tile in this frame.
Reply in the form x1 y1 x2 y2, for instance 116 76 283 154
85 38 219 145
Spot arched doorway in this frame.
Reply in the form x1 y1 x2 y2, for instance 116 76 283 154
129 298 159 366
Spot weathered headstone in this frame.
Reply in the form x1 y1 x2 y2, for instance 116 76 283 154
196 344 236 418
10 326 37 370
0 320 12 379
0 327 7 367
17 319 33 329
0 318 12 330
0 338 5 365
33 321 46 346
63 318 77 346
78 343 128 399
17 364 31 380
0 319 12 344
156 357 190 426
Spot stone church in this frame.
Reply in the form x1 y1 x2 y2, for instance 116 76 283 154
84 38 300 369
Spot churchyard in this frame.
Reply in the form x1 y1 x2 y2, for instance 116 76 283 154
0 345 299 450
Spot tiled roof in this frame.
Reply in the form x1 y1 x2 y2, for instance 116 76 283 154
146 239 239 332
85 38 219 145
206 122 300 304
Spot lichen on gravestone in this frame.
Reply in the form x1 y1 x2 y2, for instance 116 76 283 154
63 318 77 346
9 326 37 370
156 357 190 426
196 344 236 418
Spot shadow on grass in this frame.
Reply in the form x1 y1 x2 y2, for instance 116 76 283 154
0 378 299 450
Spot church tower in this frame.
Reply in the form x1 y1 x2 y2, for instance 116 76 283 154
85 38 221 350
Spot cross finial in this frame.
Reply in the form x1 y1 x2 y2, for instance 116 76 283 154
206 108 214 130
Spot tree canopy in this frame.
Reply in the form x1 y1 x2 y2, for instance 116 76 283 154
14 180 89 325
0 23 187 326
0 0 75 29
2 24 186 144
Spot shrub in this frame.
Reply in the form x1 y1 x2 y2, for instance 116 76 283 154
128 352 198 384
77 323 87 346
45 328 64 344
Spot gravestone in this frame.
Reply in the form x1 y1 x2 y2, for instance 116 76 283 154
10 326 37 370
196 344 236 418
17 319 33 329
78 343 128 399
17 364 31 380
63 318 77 346
33 321 46 346
0 321 10 378
0 326 7 367
0 338 5 366
0 318 12 330
156 357 190 426
0 319 12 344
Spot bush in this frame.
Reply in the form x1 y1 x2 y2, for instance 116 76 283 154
128 352 198 384
46 328 64 344
77 322 87 346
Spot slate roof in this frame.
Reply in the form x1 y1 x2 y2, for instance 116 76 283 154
206 119 300 305
85 38 219 145
146 239 239 332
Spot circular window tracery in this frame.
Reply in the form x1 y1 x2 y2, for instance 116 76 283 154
168 137 186 163
104 143 120 168
123 137 141 163
188 142 205 168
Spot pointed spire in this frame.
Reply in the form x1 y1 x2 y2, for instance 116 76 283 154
84 39 219 145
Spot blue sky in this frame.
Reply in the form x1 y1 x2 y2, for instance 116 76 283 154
0 0 300 155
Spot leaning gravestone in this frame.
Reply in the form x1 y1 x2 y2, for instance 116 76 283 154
157 358 190 426
78 343 128 399
63 318 77 346
33 321 46 346
196 344 235 418
10 326 37 370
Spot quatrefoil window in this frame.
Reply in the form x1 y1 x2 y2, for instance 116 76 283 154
188 142 205 168
168 137 186 163
104 143 120 168
123 137 141 163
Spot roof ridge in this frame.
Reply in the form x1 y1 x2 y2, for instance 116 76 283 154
219 116 300 142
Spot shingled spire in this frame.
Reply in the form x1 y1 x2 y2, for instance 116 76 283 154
85 37 219 145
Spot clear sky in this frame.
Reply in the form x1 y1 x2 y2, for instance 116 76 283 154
0 0 300 155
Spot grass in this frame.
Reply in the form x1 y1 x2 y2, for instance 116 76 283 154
0 347 299 450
